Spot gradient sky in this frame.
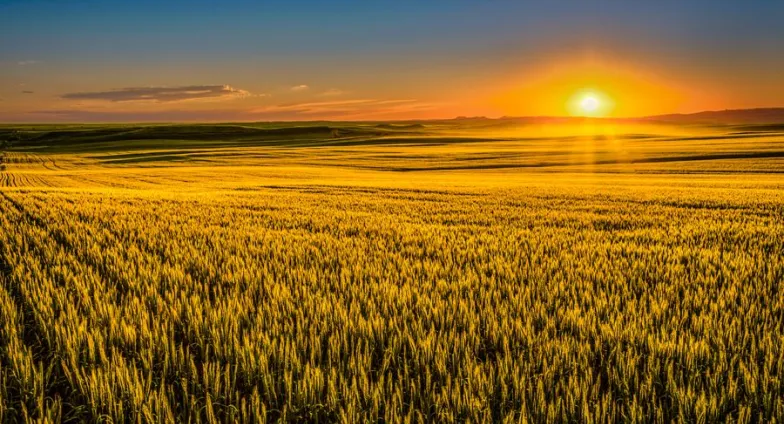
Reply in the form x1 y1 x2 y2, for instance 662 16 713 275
2 0 783 122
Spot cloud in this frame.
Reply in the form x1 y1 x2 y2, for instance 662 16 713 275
18 60 41 66
21 90 34 94
290 84 309 92
24 109 248 122
250 99 400 113
340 101 441 119
60 85 251 103
248 98 434 118
320 88 344 96
16 98 443 122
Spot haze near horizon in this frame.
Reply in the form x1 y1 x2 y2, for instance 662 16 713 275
2 0 784 122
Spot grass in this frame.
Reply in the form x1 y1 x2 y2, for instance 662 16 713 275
0 120 783 422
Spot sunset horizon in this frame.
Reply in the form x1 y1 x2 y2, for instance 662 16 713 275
3 1 784 122
2 2 783 423
6 106 784 124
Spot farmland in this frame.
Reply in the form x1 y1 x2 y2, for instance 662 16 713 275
0 120 783 422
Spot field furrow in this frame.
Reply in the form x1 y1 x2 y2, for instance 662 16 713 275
2 183 783 421
0 195 65 422
1 121 784 421
0 192 177 422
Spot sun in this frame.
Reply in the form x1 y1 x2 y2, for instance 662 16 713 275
568 89 613 117
580 95 600 113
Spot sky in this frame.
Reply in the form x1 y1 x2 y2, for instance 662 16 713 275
1 0 783 122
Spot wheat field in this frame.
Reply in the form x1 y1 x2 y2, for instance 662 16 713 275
0 122 783 422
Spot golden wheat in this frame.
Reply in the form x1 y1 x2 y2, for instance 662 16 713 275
1 130 783 422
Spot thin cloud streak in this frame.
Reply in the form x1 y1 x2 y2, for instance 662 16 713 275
18 98 442 122
61 85 251 103
320 88 344 96
250 99 417 114
25 109 247 122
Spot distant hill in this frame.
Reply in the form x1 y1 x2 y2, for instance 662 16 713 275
456 108 784 126
643 108 784 124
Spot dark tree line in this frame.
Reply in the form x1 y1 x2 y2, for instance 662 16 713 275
1 130 22 149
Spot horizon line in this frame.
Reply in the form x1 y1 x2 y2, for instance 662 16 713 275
2 107 784 126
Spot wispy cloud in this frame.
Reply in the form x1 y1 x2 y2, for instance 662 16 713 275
60 85 251 103
21 90 34 94
320 88 344 96
290 84 309 92
17 60 41 66
26 109 247 122
19 98 442 122
340 101 441 119
250 99 410 113
248 98 436 118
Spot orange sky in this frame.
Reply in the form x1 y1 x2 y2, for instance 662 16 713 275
1 51 779 122
1 1 783 122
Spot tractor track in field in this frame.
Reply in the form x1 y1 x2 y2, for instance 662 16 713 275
58 195 224 370
0 191 184 420
4 192 213 419
41 158 60 171
0 191 171 422
0 172 16 187
0 192 87 422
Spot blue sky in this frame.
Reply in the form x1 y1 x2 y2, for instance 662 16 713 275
2 0 783 121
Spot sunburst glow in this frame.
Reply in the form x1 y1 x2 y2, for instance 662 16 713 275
568 89 614 117
580 95 600 113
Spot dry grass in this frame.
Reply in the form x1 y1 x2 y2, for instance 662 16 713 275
0 122 783 422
